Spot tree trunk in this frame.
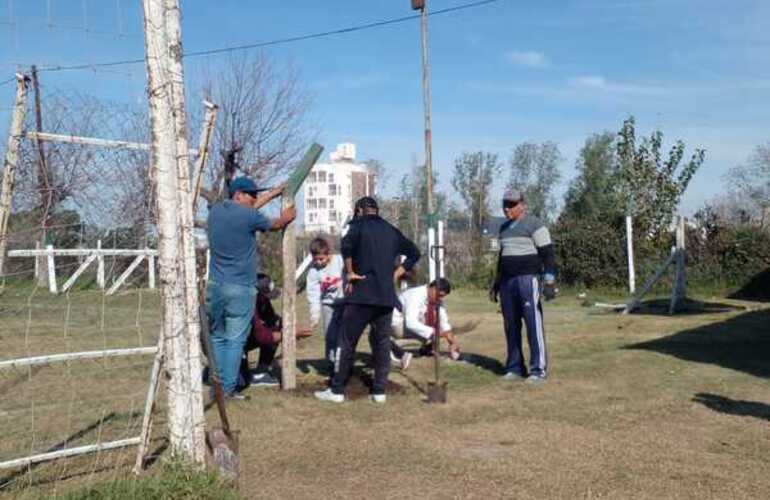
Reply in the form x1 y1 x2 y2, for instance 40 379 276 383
141 0 205 466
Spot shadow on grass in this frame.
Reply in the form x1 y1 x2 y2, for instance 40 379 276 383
459 352 504 375
630 298 745 316
693 393 770 421
625 309 770 378
0 411 132 490
729 268 770 303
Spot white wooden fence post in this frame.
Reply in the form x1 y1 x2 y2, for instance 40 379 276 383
46 244 57 294
148 254 155 289
0 74 28 278
97 239 105 289
626 215 636 294
428 227 436 282
34 241 40 279
438 220 445 279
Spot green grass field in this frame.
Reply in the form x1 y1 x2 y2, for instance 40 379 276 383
1 285 768 499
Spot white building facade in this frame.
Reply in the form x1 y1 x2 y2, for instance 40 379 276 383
303 143 376 234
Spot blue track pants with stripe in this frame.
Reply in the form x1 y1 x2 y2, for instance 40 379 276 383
499 274 547 377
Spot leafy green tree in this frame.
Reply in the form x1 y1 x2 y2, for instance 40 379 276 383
562 132 622 222
507 142 562 221
617 116 704 240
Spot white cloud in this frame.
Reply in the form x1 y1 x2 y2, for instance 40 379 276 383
506 50 550 68
568 75 667 95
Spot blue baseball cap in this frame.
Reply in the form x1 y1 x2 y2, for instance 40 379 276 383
228 176 260 198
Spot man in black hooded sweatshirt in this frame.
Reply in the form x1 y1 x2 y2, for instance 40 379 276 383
314 196 420 404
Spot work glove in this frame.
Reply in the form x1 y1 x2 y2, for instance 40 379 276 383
543 274 556 301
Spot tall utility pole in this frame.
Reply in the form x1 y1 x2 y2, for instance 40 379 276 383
141 0 205 466
414 0 434 216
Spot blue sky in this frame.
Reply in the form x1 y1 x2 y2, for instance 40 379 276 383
2 0 769 215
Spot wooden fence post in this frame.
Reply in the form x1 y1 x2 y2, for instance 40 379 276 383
46 244 57 294
0 74 29 278
96 239 105 289
280 144 323 390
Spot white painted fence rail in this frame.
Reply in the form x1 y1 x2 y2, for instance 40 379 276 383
0 347 158 370
7 245 157 294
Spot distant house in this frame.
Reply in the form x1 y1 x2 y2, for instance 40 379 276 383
302 143 376 235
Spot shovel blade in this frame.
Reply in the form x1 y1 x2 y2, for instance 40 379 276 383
426 381 448 404
207 427 240 484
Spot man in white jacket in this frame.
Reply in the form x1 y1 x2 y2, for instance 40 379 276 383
391 278 460 369
306 237 346 367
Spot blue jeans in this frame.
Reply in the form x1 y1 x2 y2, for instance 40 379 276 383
206 280 257 394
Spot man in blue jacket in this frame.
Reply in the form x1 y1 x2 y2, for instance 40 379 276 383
490 190 556 384
315 196 420 404
206 176 295 399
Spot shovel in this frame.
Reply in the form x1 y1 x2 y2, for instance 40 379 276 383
199 304 240 483
426 242 448 404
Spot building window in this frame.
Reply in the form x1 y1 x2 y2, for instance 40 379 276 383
309 212 316 223
308 172 317 183
329 199 335 209
329 210 337 222
319 198 327 209
318 171 327 183
308 186 316 197
328 184 337 196
307 198 317 209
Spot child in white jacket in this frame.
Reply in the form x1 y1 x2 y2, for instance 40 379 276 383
306 237 345 366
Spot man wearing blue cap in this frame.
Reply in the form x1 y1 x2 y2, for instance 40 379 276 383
206 176 296 399
490 190 556 384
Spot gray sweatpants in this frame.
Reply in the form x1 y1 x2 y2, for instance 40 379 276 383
321 303 343 363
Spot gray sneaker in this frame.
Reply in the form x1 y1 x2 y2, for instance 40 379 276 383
251 371 279 387
526 374 547 385
503 372 526 381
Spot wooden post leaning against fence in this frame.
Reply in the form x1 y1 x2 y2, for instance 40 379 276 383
142 0 205 466
0 74 29 279
281 144 324 390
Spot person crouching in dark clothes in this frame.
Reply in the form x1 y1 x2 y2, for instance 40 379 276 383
314 196 420 404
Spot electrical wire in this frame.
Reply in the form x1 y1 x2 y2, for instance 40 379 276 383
32 0 501 73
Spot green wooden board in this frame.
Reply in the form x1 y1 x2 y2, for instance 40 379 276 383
285 143 324 197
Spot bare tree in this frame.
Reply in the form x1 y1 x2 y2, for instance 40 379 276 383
727 143 770 228
197 52 315 202
507 141 563 221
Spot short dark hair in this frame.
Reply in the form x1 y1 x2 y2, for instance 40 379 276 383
309 237 331 255
354 196 378 214
429 278 452 295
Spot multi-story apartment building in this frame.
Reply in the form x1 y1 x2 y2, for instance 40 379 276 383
303 143 376 234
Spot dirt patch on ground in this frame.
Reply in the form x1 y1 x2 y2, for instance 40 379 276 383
293 370 406 400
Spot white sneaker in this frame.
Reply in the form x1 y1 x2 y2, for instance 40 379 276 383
390 351 400 365
370 394 386 404
400 352 413 371
314 388 344 403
